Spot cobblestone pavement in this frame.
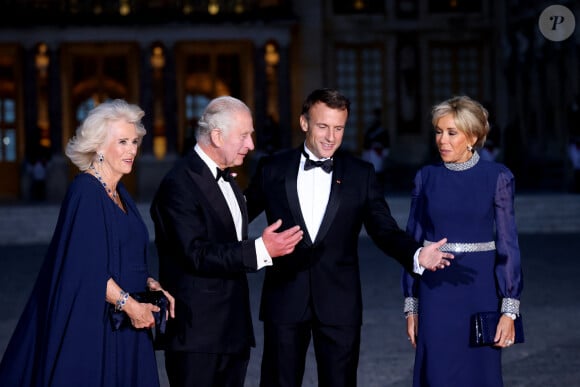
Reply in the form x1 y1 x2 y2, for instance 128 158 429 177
1 233 579 386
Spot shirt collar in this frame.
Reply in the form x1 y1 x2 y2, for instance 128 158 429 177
195 143 220 179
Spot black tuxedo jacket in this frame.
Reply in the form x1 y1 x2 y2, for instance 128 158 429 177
245 147 420 325
150 149 257 353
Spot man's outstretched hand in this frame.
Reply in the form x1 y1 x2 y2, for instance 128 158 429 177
418 238 454 271
262 219 303 258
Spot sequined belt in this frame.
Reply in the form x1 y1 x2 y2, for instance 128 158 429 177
423 240 496 253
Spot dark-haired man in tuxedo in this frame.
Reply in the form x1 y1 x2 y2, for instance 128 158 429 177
245 88 453 387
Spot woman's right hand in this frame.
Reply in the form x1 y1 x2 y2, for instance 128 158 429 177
406 314 418 349
123 297 160 329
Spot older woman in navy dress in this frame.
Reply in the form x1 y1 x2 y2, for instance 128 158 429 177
0 99 174 386
401 96 523 387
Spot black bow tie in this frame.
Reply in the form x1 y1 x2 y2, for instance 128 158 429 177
303 151 333 173
216 167 232 182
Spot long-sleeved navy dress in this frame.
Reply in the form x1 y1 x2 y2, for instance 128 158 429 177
0 173 160 386
401 152 523 387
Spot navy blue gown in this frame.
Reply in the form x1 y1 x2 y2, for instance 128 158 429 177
401 153 523 387
0 173 160 386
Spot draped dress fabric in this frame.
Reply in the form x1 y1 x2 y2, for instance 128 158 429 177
401 153 523 387
0 173 160 387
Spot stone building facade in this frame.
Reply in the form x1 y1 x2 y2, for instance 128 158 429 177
0 0 578 202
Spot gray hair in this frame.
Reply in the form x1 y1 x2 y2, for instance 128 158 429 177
431 96 490 149
196 96 251 144
65 99 145 171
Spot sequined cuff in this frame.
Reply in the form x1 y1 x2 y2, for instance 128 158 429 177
403 297 419 316
501 298 520 316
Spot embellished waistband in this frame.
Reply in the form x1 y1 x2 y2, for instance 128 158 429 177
423 240 496 253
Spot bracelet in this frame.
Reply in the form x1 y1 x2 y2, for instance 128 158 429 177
115 290 129 311
503 312 517 320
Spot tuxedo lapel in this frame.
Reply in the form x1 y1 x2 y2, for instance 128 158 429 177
187 153 238 239
285 149 312 245
314 154 343 243
230 180 249 239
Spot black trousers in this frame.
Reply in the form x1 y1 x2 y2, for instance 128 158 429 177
259 318 361 387
165 349 250 387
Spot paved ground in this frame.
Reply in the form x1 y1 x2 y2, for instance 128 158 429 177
1 193 579 245
0 193 579 385
1 232 579 386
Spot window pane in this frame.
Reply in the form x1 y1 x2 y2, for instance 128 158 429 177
336 46 384 151
3 129 16 161
3 98 15 123
430 44 481 104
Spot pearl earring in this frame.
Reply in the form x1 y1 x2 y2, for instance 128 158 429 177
467 145 474 152
98 153 104 163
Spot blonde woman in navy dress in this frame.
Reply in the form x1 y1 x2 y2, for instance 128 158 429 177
401 96 523 386
0 99 175 386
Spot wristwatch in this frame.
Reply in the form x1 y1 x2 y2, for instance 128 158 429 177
503 312 517 320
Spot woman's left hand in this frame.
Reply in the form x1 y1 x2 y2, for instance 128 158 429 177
123 297 159 329
493 314 515 348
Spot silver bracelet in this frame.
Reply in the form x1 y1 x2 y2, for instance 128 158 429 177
501 298 520 316
115 290 129 312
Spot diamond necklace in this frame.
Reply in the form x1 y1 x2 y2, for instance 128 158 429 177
89 164 117 199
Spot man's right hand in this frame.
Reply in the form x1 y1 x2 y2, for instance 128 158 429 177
262 219 303 258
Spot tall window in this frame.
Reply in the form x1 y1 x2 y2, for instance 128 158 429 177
61 43 140 141
429 44 482 105
0 98 16 162
335 45 384 151
176 41 253 154
0 45 23 199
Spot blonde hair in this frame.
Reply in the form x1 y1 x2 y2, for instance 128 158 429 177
65 99 146 171
431 96 490 148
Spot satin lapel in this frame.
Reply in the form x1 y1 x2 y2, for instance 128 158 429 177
314 154 344 244
285 149 312 245
230 179 249 239
187 154 238 238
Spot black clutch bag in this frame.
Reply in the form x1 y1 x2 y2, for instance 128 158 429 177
109 290 169 336
470 311 524 346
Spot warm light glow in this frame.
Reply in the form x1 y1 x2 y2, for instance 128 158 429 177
153 136 167 160
265 43 279 66
354 0 364 10
234 0 244 13
119 0 131 16
35 43 49 72
208 0 219 15
150 46 165 69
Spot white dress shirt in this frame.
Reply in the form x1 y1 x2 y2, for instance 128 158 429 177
297 145 424 273
297 147 332 241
